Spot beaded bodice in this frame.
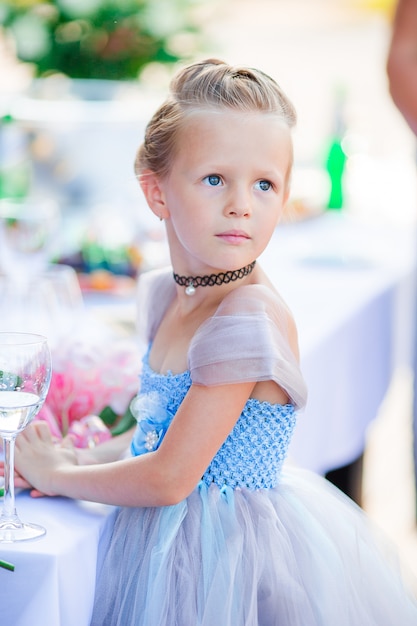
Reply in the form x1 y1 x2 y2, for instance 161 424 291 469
131 354 297 491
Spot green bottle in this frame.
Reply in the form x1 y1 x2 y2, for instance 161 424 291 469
325 90 347 210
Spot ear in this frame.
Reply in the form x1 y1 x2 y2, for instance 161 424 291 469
139 169 170 220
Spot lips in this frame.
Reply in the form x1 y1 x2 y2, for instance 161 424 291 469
216 230 250 244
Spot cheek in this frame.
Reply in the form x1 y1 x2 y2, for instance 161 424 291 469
254 204 282 243
170 211 209 249
259 196 284 223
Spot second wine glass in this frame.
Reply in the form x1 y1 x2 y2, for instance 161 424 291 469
0 198 59 281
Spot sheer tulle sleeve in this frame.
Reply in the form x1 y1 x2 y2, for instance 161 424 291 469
188 285 307 409
136 267 176 344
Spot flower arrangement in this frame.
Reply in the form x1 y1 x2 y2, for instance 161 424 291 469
35 336 142 447
0 0 204 80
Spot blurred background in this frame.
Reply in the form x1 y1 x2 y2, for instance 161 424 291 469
1 0 416 278
1 0 417 587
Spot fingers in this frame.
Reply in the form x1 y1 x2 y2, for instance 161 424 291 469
30 489 47 498
16 421 54 449
31 421 54 442
13 476 32 489
0 461 31 488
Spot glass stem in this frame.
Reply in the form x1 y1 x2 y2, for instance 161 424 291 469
1 436 19 525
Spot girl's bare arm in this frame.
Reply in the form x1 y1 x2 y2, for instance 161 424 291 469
14 381 255 507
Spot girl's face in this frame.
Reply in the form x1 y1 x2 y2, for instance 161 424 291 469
153 109 292 275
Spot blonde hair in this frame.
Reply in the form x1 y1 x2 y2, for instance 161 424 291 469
135 58 296 180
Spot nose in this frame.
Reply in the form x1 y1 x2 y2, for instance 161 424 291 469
225 185 251 218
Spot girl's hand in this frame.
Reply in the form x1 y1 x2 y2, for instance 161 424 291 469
0 425 75 497
14 422 79 497
0 460 45 498
1 428 111 498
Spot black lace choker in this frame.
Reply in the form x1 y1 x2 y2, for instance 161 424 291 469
173 260 256 296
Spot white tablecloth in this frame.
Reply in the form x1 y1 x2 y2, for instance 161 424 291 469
0 493 113 626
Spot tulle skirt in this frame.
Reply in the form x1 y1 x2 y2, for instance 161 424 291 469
90 467 417 625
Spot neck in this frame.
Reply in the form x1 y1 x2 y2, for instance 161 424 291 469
173 261 256 296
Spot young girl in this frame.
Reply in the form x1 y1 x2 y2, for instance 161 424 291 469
15 59 417 625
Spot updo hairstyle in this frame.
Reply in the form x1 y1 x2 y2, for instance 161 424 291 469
134 58 296 180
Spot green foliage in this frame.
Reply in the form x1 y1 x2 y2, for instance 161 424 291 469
99 402 136 436
110 404 136 436
98 404 119 427
0 0 203 79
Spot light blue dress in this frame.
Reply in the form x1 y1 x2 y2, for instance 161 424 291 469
91 269 417 625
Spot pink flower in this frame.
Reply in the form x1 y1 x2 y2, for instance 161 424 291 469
67 415 112 449
34 337 141 447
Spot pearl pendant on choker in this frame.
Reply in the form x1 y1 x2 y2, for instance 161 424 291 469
173 260 256 296
185 282 196 296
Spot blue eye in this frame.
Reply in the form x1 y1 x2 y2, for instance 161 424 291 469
257 180 271 191
204 175 222 186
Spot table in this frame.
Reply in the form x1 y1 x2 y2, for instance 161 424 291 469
3 211 416 626
0 493 114 626
260 212 417 474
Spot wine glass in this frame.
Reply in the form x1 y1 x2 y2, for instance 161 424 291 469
0 332 52 542
0 264 85 349
0 198 59 281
